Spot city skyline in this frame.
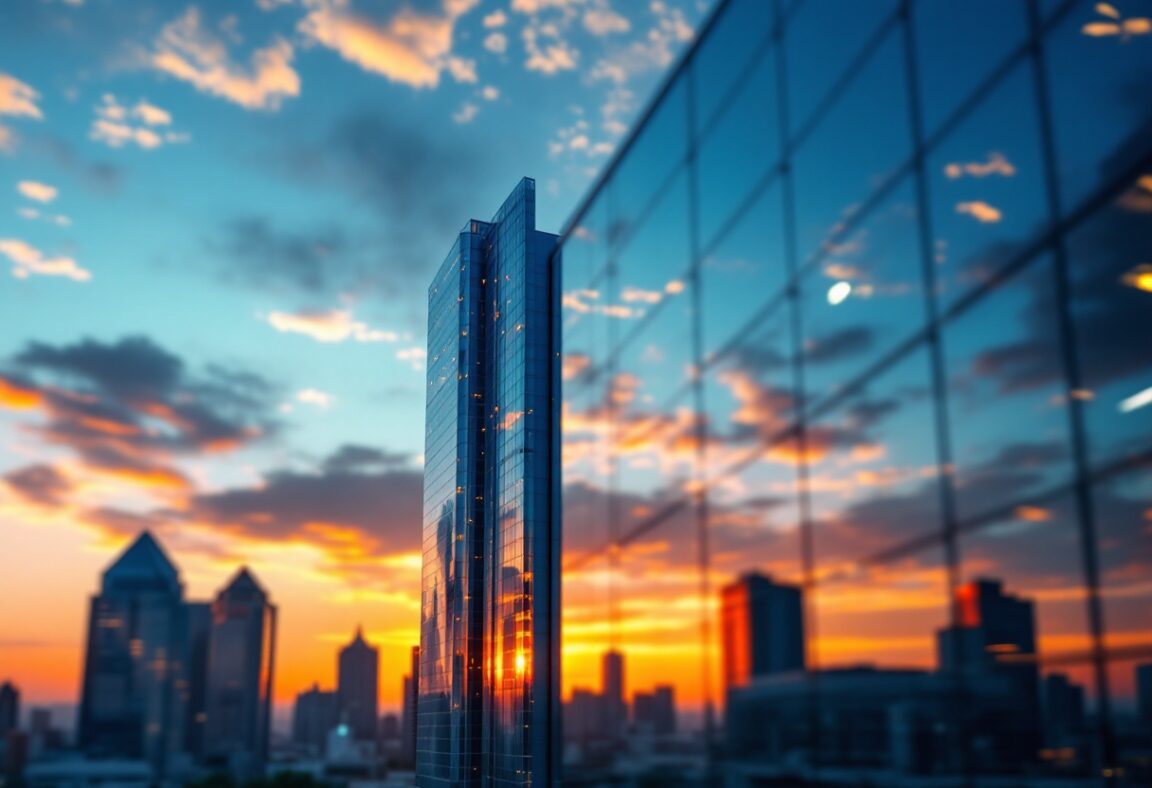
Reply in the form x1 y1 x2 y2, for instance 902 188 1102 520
2 0 1151 785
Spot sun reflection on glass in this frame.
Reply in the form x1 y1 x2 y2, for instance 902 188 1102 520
826 280 852 305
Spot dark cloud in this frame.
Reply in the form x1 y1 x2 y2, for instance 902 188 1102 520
208 217 356 297
804 325 876 365
969 167 1152 396
30 136 125 194
250 110 493 303
1 336 278 488
3 464 71 507
17 336 182 399
322 444 411 474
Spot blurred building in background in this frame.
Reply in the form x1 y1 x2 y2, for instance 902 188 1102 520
556 0 1152 784
73 532 277 784
292 683 340 757
338 626 380 742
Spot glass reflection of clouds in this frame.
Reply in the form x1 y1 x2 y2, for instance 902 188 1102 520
554 0 1152 783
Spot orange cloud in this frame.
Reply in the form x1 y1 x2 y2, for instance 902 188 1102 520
955 200 1002 224
299 0 479 88
0 376 45 409
264 308 400 343
152 7 300 111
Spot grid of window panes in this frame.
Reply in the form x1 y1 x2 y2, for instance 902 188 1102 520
419 230 487 787
557 0 1152 784
419 180 559 788
483 178 560 786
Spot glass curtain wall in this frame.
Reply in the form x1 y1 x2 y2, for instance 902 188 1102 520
557 0 1152 784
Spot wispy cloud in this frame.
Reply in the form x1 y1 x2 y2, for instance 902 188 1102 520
0 238 91 282
452 101 479 124
298 0 480 88
262 307 401 343
89 94 190 150
0 73 43 119
0 73 44 153
151 7 300 110
296 387 334 408
17 181 58 204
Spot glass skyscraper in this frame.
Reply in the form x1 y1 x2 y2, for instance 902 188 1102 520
557 0 1152 785
419 178 560 787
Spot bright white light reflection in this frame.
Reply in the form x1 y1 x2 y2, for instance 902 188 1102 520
1118 385 1152 413
827 281 852 305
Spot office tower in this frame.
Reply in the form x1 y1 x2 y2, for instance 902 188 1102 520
203 567 276 780
720 573 805 694
401 645 419 767
601 650 626 740
379 713 401 741
77 532 187 776
338 626 380 741
1139 663 1152 726
0 682 17 737
632 685 677 737
563 689 601 745
182 602 212 759
418 178 559 787
293 683 339 755
1042 673 1085 749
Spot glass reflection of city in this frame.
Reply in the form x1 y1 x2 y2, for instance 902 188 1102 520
554 0 1152 786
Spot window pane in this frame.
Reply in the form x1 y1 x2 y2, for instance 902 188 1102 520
927 63 1050 310
697 49 780 250
612 75 689 246
785 0 899 135
941 255 1073 522
793 30 912 264
914 0 1029 137
807 347 943 567
799 179 927 408
700 183 789 357
692 0 775 137
1065 171 1152 471
1045 4 1152 215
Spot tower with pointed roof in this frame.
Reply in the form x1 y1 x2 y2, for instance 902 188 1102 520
77 531 190 779
202 566 277 781
337 624 380 742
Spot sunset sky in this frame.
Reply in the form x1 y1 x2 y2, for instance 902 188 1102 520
0 0 712 719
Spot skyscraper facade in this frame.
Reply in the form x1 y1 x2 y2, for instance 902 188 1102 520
557 0 1152 783
720 573 805 695
0 682 18 738
203 568 276 780
419 177 560 787
337 626 380 742
401 645 419 767
293 683 339 756
77 532 188 776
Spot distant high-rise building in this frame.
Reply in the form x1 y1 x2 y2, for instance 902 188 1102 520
1138 663 1152 726
720 573 805 695
379 713 401 742
563 689 601 745
937 579 1041 761
418 178 560 787
632 685 676 737
182 602 212 759
338 626 379 741
401 645 419 767
601 650 626 739
0 682 18 737
292 683 339 755
1042 673 1085 749
203 567 276 781
77 532 188 777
